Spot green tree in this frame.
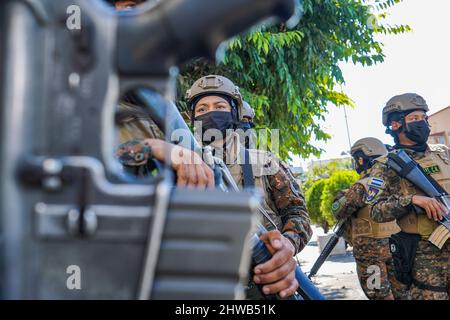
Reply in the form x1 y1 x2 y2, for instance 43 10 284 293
178 0 409 159
320 170 360 226
301 159 353 192
305 179 329 232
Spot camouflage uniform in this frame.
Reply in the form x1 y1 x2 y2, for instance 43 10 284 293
218 132 312 254
213 132 312 300
368 145 450 300
332 174 409 300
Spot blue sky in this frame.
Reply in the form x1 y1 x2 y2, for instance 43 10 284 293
291 0 450 168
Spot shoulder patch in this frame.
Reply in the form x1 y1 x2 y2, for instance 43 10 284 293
368 177 385 188
331 196 346 213
366 186 381 202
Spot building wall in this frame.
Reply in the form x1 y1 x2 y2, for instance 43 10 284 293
428 106 450 147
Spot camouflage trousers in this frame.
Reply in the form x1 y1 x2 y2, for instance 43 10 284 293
410 240 449 300
353 236 410 300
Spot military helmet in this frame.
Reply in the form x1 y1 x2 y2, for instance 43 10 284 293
350 137 388 158
242 101 255 120
186 75 243 111
382 93 429 126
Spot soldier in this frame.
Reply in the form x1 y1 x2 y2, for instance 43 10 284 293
186 74 313 298
238 101 256 149
367 93 450 300
239 101 256 131
331 137 409 300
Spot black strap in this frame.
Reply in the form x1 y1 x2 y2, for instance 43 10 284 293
241 148 255 189
413 279 448 293
388 150 448 196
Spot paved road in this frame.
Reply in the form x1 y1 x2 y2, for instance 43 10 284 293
295 226 368 300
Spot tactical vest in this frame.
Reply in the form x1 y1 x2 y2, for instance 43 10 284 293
394 145 450 238
352 177 401 240
352 206 401 240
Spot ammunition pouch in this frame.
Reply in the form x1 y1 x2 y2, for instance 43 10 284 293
397 212 438 238
352 207 400 240
389 231 421 286
428 224 450 249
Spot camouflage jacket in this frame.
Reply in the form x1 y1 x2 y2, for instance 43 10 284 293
213 133 312 253
367 144 450 224
331 182 366 221
268 160 313 253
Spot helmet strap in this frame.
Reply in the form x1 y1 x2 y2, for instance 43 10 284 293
386 115 405 146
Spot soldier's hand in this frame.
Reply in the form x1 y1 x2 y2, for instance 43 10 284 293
412 195 447 221
253 230 298 298
143 139 214 189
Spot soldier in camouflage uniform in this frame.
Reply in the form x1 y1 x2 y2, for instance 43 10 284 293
186 75 313 298
331 138 409 300
238 101 256 131
367 93 450 300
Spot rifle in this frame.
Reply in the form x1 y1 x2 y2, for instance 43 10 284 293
135 90 324 300
308 219 347 278
386 150 450 249
0 0 297 299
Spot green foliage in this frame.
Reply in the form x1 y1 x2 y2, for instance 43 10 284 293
305 179 329 231
177 0 409 160
303 162 359 232
301 159 353 192
320 170 360 226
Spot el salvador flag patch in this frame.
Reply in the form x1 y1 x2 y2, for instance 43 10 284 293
368 177 385 188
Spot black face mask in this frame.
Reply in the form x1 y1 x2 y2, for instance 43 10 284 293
353 158 370 175
237 121 255 131
404 120 430 145
194 111 234 138
355 162 367 175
